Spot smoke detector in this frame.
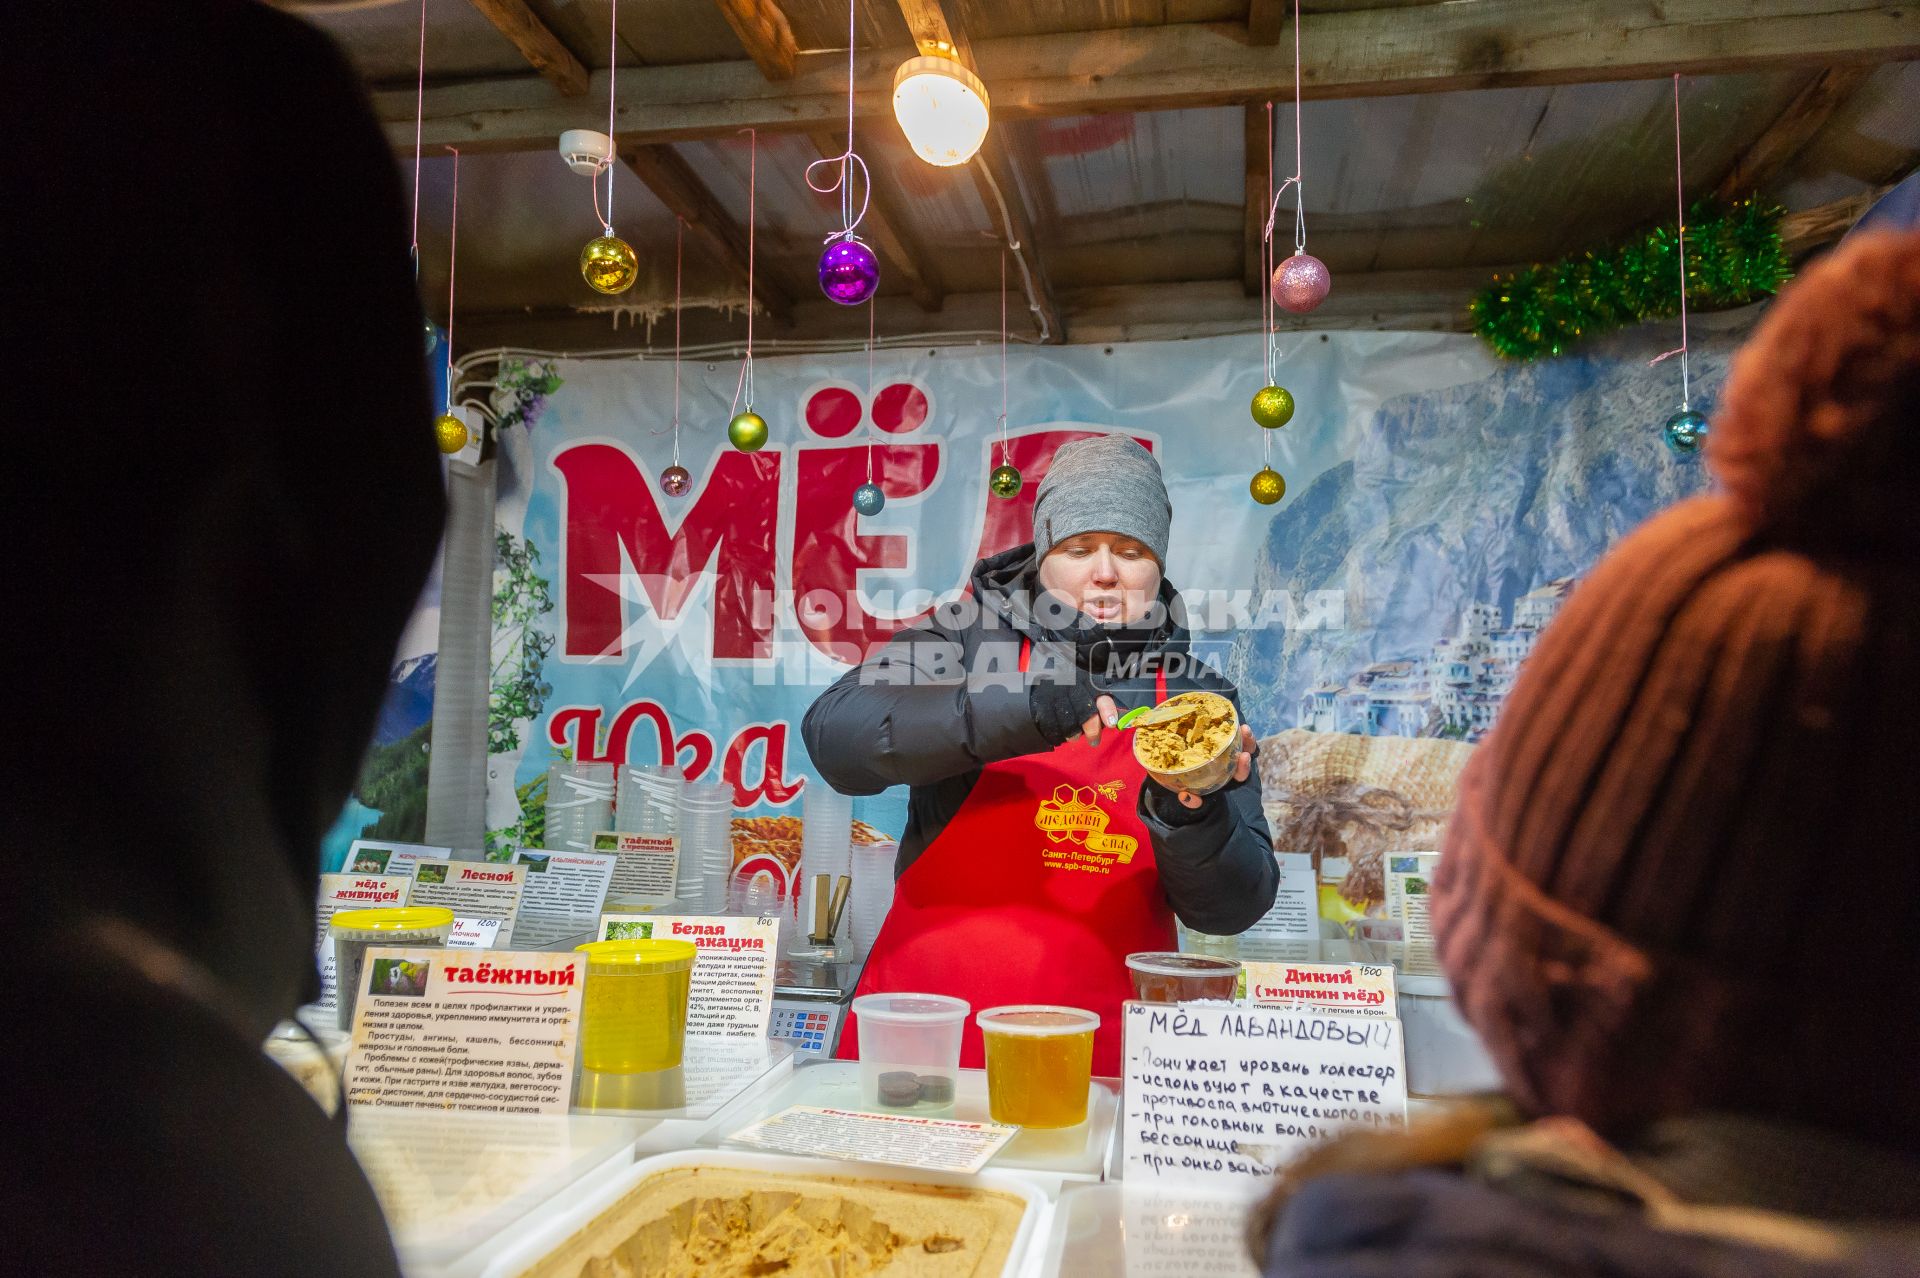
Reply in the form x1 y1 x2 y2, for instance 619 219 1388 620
559 129 614 177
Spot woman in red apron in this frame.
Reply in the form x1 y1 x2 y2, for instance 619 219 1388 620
802 435 1277 1077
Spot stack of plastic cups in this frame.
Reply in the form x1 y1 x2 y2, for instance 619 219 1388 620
847 836 898 959
797 786 853 947
546 760 616 854
615 763 682 837
676 778 734 914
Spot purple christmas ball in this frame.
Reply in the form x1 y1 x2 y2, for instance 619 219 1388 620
819 238 881 306
660 464 692 497
1271 251 1332 314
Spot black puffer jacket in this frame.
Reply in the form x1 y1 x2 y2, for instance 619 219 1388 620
802 545 1278 934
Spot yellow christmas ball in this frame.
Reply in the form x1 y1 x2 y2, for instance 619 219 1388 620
581 235 639 295
1250 466 1286 505
728 410 769 452
1251 384 1295 429
433 412 470 454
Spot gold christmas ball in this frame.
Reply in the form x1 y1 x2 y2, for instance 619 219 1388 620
1251 384 1295 429
433 412 470 454
1250 466 1286 505
580 235 639 295
728 410 769 452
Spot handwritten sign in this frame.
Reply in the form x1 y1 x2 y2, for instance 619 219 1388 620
727 1106 1018 1176
1121 1001 1408 1189
345 948 585 1116
409 861 528 946
590 832 680 907
598 913 777 1038
1242 962 1397 1017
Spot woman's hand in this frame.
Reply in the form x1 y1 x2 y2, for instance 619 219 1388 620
1175 724 1256 809
1080 695 1119 746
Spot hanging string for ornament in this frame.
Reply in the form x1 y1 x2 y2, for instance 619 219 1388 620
989 248 1023 500
728 129 769 453
433 147 470 456
580 0 638 295
1653 73 1708 457
1262 0 1329 317
1251 102 1297 433
806 0 880 305
410 0 437 352
661 218 693 496
852 299 886 514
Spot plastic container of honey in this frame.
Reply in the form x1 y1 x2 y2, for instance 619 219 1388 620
575 938 698 1074
977 1005 1100 1129
329 906 455 1032
1125 952 1241 1003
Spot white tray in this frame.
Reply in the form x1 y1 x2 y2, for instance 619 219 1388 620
345 1109 641 1276
1039 1182 1261 1277
701 1061 1119 1182
476 1148 1052 1278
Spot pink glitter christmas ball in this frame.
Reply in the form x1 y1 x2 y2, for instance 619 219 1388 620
1271 252 1332 314
660 464 692 497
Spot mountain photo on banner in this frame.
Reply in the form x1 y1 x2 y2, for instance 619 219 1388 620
1227 311 1739 743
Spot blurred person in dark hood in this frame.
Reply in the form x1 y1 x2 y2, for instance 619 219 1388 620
1251 230 1920 1278
805 434 1277 1076
2 2 445 1274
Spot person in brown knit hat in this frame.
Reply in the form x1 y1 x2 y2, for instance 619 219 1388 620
1252 229 1920 1278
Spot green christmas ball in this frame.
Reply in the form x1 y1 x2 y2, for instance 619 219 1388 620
1250 385 1295 430
1664 409 1708 456
728 410 768 452
1250 466 1286 506
988 462 1023 499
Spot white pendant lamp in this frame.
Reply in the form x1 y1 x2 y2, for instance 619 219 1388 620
892 55 991 167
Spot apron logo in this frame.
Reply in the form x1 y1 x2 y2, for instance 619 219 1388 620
1034 783 1140 867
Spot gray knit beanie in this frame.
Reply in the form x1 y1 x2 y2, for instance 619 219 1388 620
1032 435 1172 563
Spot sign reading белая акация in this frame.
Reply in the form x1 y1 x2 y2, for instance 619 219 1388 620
1121 1001 1407 1191
345 950 584 1116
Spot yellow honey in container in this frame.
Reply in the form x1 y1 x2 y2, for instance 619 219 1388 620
574 938 697 1074
976 1005 1100 1129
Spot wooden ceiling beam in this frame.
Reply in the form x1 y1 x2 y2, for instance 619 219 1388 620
619 143 794 323
378 1 1920 151
709 0 800 81
1714 65 1875 202
1247 0 1286 47
808 131 947 312
1243 104 1272 297
462 0 590 96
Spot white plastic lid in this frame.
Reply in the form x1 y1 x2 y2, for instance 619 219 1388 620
851 992 969 1025
1124 952 1240 977
976 1005 1100 1036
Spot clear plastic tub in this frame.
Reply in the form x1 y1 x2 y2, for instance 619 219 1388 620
850 992 968 1116
329 906 455 1031
575 938 698 1073
1131 691 1240 797
1126 952 1241 1003
977 1005 1100 1129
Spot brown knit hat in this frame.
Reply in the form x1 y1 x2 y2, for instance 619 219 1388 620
1432 230 1920 1150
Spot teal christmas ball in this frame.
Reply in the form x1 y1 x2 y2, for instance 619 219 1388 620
1664 409 1708 456
852 482 886 515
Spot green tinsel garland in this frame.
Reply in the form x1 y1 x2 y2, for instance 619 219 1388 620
1470 198 1791 361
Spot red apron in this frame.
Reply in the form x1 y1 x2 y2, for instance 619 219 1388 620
839 644 1172 1077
